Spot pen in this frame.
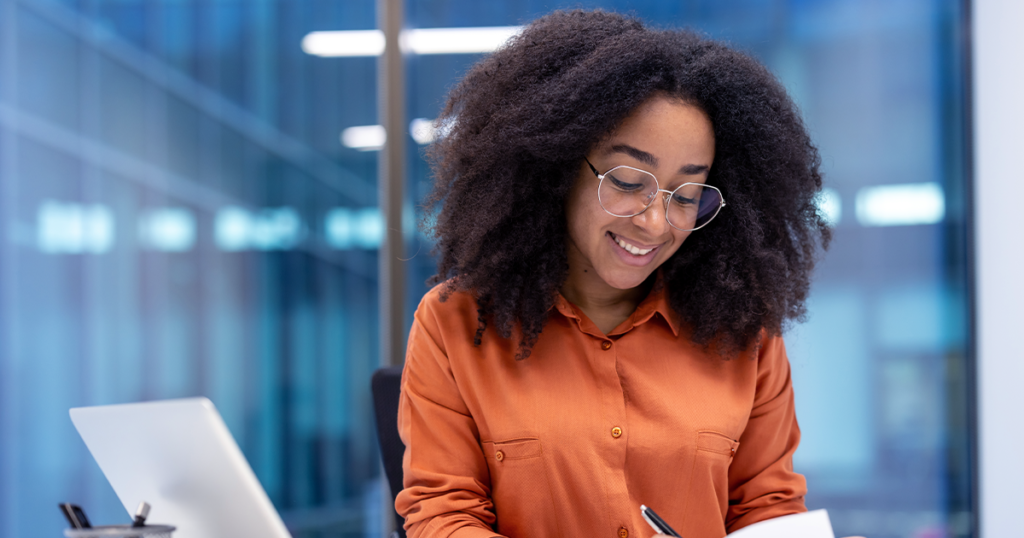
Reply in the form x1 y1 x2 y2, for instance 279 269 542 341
640 505 682 537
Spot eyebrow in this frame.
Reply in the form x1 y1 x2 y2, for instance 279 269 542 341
607 144 658 168
605 144 710 176
679 163 710 175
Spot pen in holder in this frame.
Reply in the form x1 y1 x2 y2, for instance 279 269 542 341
62 502 176 538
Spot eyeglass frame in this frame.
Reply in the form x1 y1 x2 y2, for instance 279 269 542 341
585 157 726 232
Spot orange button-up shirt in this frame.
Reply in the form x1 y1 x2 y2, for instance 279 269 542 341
396 283 807 538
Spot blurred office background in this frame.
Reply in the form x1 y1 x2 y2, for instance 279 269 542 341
0 0 981 537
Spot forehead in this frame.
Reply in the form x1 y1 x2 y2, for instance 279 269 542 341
598 95 715 168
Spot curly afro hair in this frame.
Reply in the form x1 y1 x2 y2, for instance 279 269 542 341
424 9 831 359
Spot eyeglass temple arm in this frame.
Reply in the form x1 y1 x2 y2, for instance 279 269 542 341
584 157 601 178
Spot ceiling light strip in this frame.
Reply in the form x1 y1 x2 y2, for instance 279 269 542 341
302 26 523 57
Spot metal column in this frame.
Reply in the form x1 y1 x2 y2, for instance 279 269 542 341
377 0 406 365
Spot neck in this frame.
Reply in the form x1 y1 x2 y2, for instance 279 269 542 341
560 248 653 317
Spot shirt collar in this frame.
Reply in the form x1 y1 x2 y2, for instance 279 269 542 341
552 275 680 338
619 278 680 336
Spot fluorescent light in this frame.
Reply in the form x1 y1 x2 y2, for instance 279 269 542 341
249 208 304 250
353 208 385 248
37 201 114 254
855 183 945 227
215 207 304 251
410 118 436 144
214 207 251 251
138 208 196 252
301 26 522 57
343 119 440 149
817 188 842 226
302 30 384 57
325 208 354 249
341 125 386 151
325 207 383 249
402 26 521 55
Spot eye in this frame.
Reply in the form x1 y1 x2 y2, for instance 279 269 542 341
671 192 698 207
608 174 645 192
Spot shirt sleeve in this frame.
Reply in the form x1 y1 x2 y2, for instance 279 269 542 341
725 334 808 532
395 301 505 538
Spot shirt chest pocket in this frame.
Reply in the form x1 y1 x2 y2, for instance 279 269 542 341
481 437 560 537
696 430 739 458
484 437 544 462
687 430 741 522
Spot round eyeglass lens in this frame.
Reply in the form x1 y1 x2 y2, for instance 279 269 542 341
597 166 659 217
665 183 723 231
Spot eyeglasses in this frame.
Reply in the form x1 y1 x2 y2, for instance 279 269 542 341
586 158 725 232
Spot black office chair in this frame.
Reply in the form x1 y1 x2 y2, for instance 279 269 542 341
371 366 407 538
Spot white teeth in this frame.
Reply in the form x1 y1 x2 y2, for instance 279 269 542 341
613 234 653 256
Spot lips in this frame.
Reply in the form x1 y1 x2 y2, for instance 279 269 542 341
607 232 661 266
611 233 655 255
609 232 660 252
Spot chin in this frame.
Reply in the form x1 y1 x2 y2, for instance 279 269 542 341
599 269 654 290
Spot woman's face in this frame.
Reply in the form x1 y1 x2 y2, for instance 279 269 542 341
565 95 716 291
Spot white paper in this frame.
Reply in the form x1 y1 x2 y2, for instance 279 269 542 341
726 509 835 538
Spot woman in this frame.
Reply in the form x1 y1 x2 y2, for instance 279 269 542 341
396 10 834 538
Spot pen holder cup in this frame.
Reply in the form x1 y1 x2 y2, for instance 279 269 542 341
64 525 175 538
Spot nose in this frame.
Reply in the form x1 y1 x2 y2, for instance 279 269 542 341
630 191 672 237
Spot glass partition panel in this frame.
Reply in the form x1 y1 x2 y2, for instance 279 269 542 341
0 0 383 536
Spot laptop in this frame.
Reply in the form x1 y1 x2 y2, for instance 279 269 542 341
70 398 291 538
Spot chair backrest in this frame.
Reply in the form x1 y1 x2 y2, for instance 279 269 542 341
371 366 407 538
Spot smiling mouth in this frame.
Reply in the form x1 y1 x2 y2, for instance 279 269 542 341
609 232 657 256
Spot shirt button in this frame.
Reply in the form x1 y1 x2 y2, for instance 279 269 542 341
601 341 612 350
495 450 504 462
618 527 629 538
611 426 623 438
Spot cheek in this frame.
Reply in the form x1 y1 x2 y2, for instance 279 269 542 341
661 230 693 257
565 195 585 243
568 210 602 253
565 187 606 245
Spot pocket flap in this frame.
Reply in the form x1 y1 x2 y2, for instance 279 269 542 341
483 437 543 461
696 430 740 456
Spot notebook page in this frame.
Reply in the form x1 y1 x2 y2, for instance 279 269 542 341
726 509 835 538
